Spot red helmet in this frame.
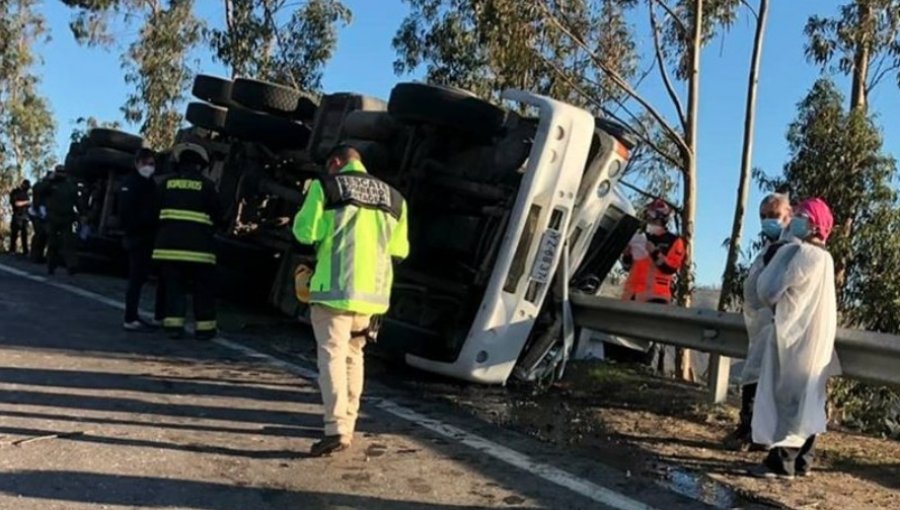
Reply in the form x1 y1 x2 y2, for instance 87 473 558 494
645 198 674 222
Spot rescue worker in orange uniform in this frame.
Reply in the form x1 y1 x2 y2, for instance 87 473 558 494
614 199 686 365
621 198 685 304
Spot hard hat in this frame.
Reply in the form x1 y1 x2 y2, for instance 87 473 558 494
172 142 210 165
294 263 313 304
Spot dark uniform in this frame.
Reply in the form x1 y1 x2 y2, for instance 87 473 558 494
119 169 165 326
152 144 222 339
8 182 30 255
45 171 80 275
29 175 51 263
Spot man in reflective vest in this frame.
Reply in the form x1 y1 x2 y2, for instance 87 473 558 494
621 198 685 304
153 143 223 340
293 143 409 457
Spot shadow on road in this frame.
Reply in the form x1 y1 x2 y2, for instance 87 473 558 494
0 366 308 403
0 470 522 510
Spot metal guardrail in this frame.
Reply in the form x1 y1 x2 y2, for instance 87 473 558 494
570 293 900 391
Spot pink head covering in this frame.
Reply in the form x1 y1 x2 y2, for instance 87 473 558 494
796 198 834 242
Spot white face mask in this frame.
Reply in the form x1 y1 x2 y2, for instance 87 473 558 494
645 224 666 236
137 165 155 178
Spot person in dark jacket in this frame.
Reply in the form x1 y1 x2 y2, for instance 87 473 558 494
45 166 80 275
28 171 52 263
7 179 31 255
120 148 165 332
153 143 223 340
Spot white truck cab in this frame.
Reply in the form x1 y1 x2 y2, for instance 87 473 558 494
400 89 638 384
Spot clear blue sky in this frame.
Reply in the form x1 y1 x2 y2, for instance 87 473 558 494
34 0 899 286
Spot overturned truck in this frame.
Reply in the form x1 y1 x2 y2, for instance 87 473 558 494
66 75 641 385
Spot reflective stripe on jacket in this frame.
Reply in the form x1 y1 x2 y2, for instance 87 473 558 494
292 160 409 315
622 232 685 303
153 172 222 265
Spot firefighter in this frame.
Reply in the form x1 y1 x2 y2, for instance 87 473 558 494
7 179 31 255
45 166 80 275
152 143 223 340
293 143 409 457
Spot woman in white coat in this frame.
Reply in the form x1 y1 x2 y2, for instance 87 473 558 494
750 198 841 479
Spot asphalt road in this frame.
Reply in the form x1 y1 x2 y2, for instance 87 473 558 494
0 258 720 510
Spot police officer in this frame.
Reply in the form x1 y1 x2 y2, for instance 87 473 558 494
7 179 31 255
293 143 409 457
29 171 52 263
153 143 222 340
120 148 165 332
45 166 80 275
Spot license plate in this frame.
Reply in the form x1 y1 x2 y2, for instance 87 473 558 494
530 229 562 284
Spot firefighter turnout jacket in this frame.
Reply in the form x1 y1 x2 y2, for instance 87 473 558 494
622 230 686 303
153 170 222 265
293 160 409 315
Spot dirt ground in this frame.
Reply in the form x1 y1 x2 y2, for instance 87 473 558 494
389 362 900 510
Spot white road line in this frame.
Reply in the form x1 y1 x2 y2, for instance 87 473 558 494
0 262 660 510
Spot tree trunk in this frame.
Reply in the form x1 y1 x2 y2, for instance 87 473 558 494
850 0 872 112
675 0 703 383
717 0 769 312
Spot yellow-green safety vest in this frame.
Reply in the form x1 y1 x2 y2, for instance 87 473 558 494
292 160 409 315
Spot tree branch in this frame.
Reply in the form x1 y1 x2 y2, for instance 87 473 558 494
650 3 687 130
739 0 758 21
540 56 682 169
539 0 690 160
652 0 689 37
868 53 898 91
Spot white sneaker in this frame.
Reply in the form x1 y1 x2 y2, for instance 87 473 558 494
123 320 152 332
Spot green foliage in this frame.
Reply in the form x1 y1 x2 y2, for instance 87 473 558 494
121 0 202 149
0 0 56 182
830 378 900 439
805 0 900 89
62 0 203 150
660 0 742 80
392 0 638 107
209 0 351 91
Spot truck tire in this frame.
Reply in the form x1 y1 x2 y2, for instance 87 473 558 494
388 83 506 140
186 102 228 132
82 147 134 169
294 92 320 122
231 78 301 116
341 111 397 142
224 106 311 150
88 128 144 153
193 75 233 107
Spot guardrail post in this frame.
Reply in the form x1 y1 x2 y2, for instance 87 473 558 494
708 354 730 404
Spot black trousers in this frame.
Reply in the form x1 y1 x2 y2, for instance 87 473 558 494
9 217 29 255
737 383 758 437
46 221 78 273
29 219 47 262
160 262 217 332
765 435 817 476
125 244 165 323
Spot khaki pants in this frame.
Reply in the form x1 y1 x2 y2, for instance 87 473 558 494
310 305 370 437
